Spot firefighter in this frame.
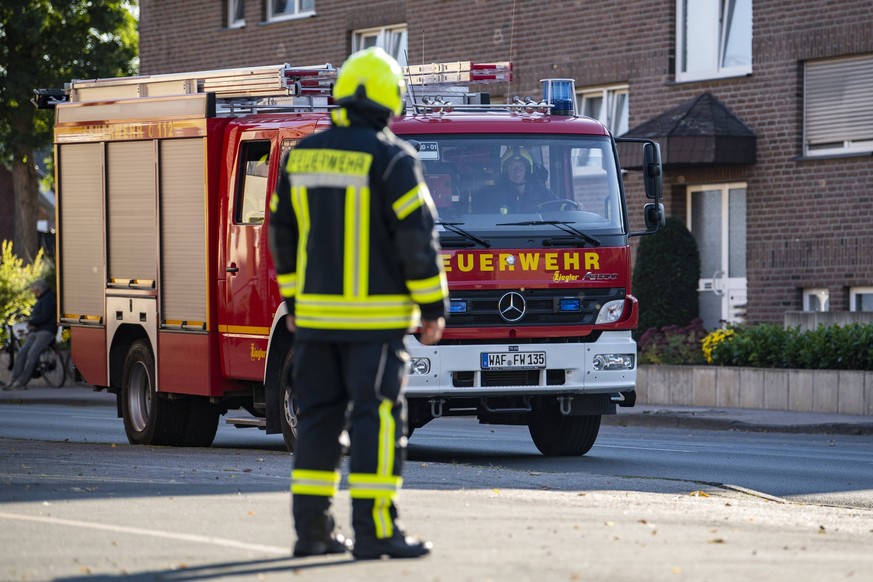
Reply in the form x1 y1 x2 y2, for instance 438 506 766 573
268 47 448 560
473 145 556 213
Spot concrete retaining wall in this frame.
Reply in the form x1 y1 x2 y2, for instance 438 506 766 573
637 365 873 416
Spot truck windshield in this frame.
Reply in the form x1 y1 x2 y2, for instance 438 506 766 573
408 134 625 235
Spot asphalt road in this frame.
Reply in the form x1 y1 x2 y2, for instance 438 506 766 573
2 402 873 581
1 404 872 508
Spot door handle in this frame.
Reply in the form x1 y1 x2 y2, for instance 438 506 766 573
226 265 240 274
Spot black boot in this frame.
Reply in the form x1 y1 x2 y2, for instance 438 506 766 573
293 512 352 557
352 531 432 560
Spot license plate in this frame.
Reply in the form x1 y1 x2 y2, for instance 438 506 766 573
480 351 546 370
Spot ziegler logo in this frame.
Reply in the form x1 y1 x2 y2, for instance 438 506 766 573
583 272 619 281
250 343 267 362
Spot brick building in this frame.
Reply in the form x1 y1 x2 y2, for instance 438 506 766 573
138 0 873 328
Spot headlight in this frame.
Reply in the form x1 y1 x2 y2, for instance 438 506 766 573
407 358 431 375
592 353 635 371
595 299 625 324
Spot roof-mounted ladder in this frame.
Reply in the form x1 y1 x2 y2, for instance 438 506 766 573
32 64 338 115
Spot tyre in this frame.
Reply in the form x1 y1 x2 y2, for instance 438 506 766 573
121 340 188 446
181 397 220 447
279 349 299 452
37 345 66 387
528 399 601 457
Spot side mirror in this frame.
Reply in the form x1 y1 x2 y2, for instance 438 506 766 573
642 142 662 200
643 202 665 231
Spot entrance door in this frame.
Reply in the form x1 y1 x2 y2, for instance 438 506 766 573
687 183 747 329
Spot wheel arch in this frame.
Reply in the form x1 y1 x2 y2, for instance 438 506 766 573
109 324 151 390
264 304 293 434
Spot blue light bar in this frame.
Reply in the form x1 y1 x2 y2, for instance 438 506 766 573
559 297 582 312
449 299 469 314
540 78 577 116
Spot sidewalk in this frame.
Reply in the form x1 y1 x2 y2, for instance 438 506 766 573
3 383 873 435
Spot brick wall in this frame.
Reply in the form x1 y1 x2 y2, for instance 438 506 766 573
139 0 873 324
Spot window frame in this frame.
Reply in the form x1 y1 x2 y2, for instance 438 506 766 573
234 140 272 226
802 288 830 312
849 287 873 312
266 0 315 23
351 24 408 68
675 0 752 83
577 84 629 136
228 0 245 28
803 54 873 158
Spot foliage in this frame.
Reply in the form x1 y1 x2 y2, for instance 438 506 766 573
0 1 139 159
0 1 138 258
701 328 735 363
633 217 701 334
706 323 873 371
0 241 47 342
638 319 707 365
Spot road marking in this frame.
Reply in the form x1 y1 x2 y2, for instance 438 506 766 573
0 511 289 556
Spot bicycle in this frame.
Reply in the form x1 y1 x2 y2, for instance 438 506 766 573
2 311 67 388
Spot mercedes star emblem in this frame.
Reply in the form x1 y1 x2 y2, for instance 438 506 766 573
498 291 526 323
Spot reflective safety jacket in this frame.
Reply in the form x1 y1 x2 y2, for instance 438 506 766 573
269 110 448 342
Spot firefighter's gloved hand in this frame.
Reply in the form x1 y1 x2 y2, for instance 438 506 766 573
419 317 444 345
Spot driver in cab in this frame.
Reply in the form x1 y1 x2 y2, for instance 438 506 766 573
473 146 556 214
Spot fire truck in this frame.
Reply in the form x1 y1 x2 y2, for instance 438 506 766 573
41 60 663 456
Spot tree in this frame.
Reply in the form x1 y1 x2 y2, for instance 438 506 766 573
632 217 701 334
0 0 138 260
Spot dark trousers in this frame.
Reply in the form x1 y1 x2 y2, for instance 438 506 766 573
291 338 409 541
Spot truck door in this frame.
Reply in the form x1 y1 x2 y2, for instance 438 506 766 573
219 134 275 380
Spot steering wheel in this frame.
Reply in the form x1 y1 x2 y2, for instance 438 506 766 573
535 198 582 212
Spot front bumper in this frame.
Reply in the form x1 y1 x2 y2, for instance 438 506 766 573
404 331 636 398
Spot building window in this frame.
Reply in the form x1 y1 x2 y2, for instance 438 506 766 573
850 287 873 312
352 25 408 68
228 0 245 28
267 0 315 22
803 288 829 312
579 85 629 136
676 0 752 82
804 54 873 157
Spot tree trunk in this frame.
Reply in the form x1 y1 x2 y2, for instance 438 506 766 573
11 142 40 262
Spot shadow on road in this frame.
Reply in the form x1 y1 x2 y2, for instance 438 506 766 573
53 555 358 581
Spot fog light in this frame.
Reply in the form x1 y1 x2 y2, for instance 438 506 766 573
408 357 431 375
592 353 635 371
595 299 625 324
558 297 581 312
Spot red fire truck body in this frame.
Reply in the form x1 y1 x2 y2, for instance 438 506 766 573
47 62 662 455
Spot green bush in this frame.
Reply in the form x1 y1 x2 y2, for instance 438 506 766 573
0 240 48 343
633 217 701 334
707 323 873 371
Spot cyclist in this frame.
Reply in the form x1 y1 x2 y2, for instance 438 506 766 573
3 280 57 391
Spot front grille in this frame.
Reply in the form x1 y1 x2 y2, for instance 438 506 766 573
448 287 624 327
451 369 567 387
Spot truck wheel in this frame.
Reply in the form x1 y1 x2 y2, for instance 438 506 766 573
279 350 299 452
181 397 220 447
121 340 188 446
528 400 601 456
